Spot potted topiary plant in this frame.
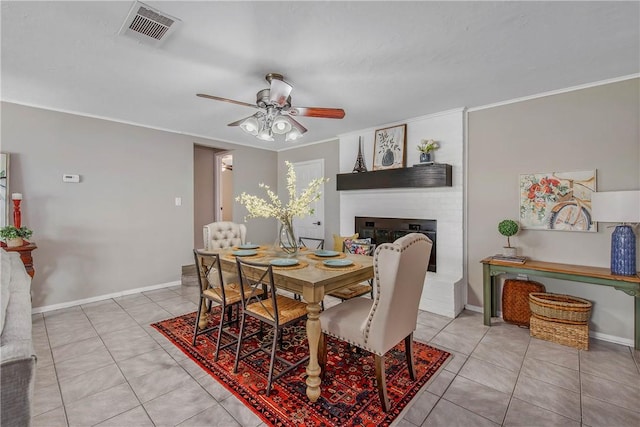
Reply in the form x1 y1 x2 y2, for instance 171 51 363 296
0 225 33 248
498 219 519 256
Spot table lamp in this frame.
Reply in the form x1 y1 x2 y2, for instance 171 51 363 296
591 190 640 276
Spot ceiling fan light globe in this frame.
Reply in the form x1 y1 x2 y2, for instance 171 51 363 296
257 129 274 141
272 116 292 134
239 117 259 136
285 128 302 142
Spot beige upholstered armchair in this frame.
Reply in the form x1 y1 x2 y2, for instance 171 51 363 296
203 221 247 250
319 233 433 412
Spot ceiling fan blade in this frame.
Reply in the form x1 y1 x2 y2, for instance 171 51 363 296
269 79 293 107
287 116 308 134
227 117 249 127
288 107 345 119
227 112 263 127
196 93 256 109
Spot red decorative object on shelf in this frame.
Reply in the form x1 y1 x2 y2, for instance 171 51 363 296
11 193 22 228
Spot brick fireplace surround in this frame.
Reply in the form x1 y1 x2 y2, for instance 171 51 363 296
338 109 466 317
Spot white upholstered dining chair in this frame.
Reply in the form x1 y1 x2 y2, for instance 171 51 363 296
202 221 247 292
203 221 247 250
318 233 432 412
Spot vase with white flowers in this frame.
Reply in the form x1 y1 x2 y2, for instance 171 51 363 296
417 139 439 163
236 161 328 256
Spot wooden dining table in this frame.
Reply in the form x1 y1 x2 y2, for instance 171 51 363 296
205 245 374 403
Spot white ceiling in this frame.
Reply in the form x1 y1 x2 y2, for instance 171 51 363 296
2 1 638 151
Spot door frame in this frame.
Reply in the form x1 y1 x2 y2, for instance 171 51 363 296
214 151 233 222
291 158 325 242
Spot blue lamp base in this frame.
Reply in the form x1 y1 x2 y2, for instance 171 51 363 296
610 225 637 276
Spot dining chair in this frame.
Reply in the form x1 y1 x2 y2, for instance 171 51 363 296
298 236 325 250
203 221 247 250
202 221 247 285
325 239 376 302
318 233 432 412
293 236 326 301
192 249 262 361
233 258 309 396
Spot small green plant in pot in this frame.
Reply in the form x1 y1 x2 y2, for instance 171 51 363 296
0 225 33 248
416 139 439 163
498 219 519 256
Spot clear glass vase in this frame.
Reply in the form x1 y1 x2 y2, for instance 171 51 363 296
278 218 299 257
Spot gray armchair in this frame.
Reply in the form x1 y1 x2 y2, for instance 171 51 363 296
318 233 432 412
1 250 36 426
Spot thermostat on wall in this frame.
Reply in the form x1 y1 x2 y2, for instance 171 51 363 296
63 174 80 183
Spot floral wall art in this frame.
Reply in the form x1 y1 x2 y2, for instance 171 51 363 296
519 170 597 232
373 124 406 170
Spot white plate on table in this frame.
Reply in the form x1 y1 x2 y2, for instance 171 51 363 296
238 244 260 250
270 258 299 267
314 250 339 257
232 249 258 257
322 259 353 267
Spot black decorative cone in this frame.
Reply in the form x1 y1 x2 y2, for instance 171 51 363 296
352 136 368 173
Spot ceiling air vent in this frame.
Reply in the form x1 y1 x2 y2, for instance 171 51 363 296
119 1 181 47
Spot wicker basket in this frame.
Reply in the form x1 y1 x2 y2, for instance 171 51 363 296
502 279 546 327
530 314 589 350
528 293 592 324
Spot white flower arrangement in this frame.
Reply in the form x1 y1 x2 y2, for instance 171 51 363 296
417 139 439 153
235 161 328 224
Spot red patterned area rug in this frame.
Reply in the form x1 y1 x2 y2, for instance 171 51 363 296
151 309 451 427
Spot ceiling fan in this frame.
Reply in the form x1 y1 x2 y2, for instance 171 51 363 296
197 73 345 142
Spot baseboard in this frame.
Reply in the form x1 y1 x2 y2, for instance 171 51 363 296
464 304 634 347
31 280 181 314
589 331 634 347
464 304 487 314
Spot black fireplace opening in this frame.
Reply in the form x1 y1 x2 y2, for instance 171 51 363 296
355 216 437 272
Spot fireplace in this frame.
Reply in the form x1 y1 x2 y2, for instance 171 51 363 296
355 217 436 272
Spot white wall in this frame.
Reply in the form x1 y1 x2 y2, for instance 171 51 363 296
338 109 466 317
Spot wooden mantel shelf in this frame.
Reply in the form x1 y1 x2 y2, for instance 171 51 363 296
336 163 452 191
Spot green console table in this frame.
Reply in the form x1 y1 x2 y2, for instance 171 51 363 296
481 257 640 350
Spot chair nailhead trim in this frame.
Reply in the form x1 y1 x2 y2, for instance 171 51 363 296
364 234 431 344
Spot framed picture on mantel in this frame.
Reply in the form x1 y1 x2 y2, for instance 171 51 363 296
373 124 406 170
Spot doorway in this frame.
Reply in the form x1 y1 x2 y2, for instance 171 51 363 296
193 145 234 249
216 153 234 221
292 159 325 242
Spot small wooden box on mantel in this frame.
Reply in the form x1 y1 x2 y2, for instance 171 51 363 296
336 163 452 191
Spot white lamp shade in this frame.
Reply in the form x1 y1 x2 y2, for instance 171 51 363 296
591 191 640 223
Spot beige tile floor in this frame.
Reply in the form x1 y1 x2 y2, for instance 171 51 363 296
30 281 640 427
